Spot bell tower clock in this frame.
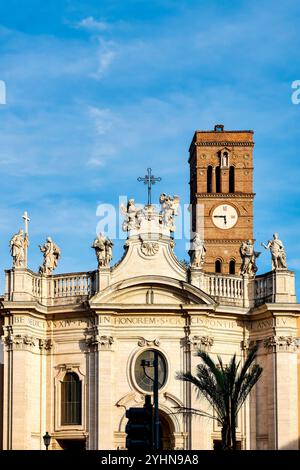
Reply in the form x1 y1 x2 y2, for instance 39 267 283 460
189 124 254 274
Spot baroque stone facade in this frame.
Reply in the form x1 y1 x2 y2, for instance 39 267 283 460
0 127 300 450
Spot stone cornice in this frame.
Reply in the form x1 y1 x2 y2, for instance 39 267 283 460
195 192 255 198
194 141 254 147
251 303 300 315
204 239 248 244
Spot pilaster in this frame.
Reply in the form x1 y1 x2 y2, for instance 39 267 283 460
95 327 115 449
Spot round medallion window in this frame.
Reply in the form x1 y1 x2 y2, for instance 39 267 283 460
134 349 167 393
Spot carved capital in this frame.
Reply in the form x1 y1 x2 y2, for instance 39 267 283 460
39 338 53 351
180 336 191 349
263 336 299 352
85 326 100 350
1 325 13 350
137 337 160 347
7 334 37 350
98 335 114 350
191 335 214 351
241 339 257 351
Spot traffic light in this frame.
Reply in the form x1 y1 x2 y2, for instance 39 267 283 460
125 395 153 450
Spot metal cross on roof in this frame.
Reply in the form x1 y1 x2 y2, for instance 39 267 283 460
137 168 162 205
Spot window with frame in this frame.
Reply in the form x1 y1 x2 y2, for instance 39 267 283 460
61 372 82 425
215 259 222 273
229 259 236 274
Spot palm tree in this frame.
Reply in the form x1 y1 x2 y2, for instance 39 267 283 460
176 345 263 450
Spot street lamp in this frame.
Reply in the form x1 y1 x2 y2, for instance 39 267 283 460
43 431 51 450
141 350 160 451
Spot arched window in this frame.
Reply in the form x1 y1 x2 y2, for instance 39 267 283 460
229 260 236 275
215 260 222 273
229 166 235 193
216 166 221 193
207 166 213 193
221 151 229 168
61 372 82 425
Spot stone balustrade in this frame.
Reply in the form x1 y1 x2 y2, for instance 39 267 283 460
4 267 296 307
204 273 243 300
5 269 96 306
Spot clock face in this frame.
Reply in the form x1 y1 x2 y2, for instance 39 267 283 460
212 204 238 229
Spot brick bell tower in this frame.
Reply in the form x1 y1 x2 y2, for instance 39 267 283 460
189 124 254 274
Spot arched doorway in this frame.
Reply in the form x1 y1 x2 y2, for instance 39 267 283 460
159 410 175 450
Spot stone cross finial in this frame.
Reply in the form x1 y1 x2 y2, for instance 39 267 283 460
137 168 162 206
22 211 30 267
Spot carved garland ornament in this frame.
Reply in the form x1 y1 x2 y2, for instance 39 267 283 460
141 241 159 257
138 337 160 347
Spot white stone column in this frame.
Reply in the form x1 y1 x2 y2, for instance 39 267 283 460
97 333 115 449
1 325 13 450
263 336 299 449
181 329 191 450
188 331 214 450
85 332 98 450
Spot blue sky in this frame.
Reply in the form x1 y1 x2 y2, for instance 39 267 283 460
0 0 300 294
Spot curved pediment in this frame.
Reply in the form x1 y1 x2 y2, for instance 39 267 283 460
110 236 187 284
90 275 216 306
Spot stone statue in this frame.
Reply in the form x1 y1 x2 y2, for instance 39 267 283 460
120 199 144 231
239 240 260 276
159 193 180 232
261 233 287 270
104 237 113 266
189 234 206 268
92 233 113 268
10 229 28 268
39 237 61 275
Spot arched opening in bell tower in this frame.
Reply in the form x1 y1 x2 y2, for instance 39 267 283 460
229 166 235 193
207 166 213 193
215 166 221 193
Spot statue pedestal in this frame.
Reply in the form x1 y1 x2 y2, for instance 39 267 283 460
189 267 205 290
272 269 296 303
5 268 33 301
97 267 111 292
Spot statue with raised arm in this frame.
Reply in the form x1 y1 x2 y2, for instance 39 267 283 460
189 233 206 268
10 229 28 268
105 237 113 266
120 199 144 231
261 233 287 270
159 193 180 232
39 237 61 275
240 240 260 276
92 232 113 268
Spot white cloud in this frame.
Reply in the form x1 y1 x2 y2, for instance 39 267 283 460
90 40 116 80
88 106 117 135
76 16 109 32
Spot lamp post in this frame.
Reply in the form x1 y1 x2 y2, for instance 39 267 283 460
43 431 51 450
141 350 160 451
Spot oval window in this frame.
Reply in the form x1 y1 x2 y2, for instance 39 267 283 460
134 349 167 393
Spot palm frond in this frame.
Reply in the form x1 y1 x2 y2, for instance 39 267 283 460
171 406 222 425
233 345 260 405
